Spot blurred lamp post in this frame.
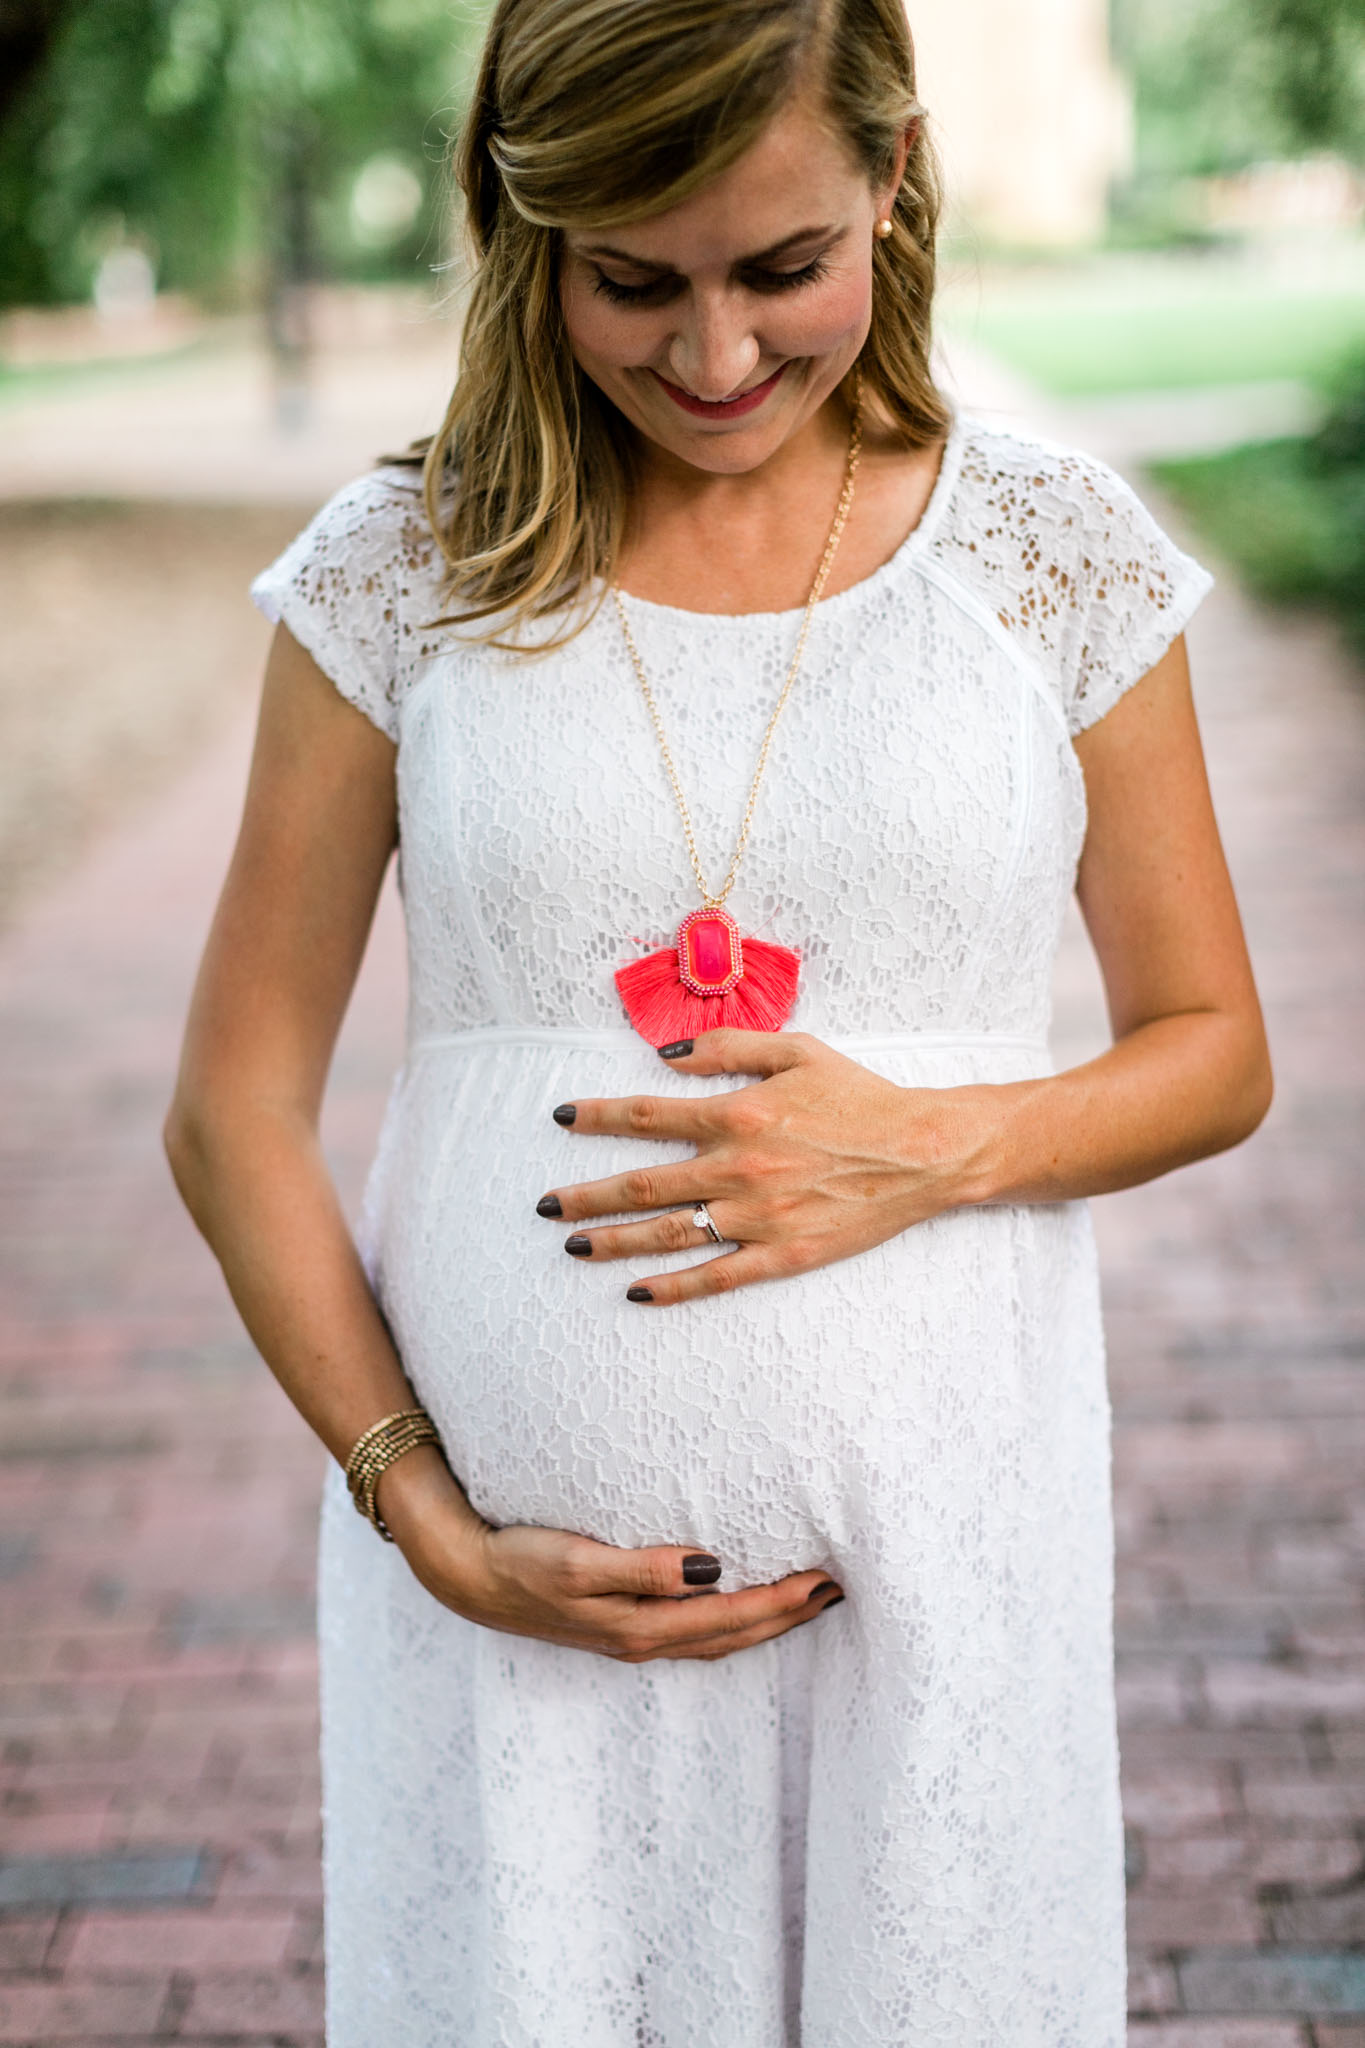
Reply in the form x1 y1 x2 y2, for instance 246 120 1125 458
263 117 318 434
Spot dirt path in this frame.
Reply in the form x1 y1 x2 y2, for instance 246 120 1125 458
0 503 306 925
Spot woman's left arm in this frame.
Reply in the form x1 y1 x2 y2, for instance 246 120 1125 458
998 628 1272 1195
543 634 1273 1302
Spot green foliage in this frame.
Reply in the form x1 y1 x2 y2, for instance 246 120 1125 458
1151 439 1350 601
1112 0 1365 207
0 0 479 308
1315 349 1365 468
1244 0 1365 159
1153 353 1365 656
1114 0 1290 185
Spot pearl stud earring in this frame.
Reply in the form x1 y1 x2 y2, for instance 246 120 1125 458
874 218 894 240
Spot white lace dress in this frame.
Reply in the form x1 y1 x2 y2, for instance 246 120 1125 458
252 412 1211 2048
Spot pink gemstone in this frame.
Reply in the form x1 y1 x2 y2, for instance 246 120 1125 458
681 912 740 992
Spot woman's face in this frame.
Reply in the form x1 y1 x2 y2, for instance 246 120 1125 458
559 91 902 475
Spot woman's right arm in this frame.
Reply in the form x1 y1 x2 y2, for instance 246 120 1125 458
166 624 841 1660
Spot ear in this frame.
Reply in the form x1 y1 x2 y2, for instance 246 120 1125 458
880 115 921 216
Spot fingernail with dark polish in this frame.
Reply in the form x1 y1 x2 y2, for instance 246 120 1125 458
656 1040 693 1060
682 1553 722 1586
810 1580 840 1600
564 1234 592 1258
536 1194 563 1218
552 1103 577 1125
626 1284 654 1303
821 1593 846 1608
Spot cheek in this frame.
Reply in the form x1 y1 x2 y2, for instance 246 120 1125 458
762 265 872 357
560 273 649 370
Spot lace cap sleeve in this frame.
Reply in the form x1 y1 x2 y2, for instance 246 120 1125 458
936 427 1214 738
249 468 444 742
1062 456 1214 734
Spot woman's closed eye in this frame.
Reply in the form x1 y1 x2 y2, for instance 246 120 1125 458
591 255 832 306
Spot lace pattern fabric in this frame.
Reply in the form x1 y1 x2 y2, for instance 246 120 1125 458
252 415 1211 2046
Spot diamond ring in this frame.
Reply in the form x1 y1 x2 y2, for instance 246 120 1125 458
692 1203 725 1246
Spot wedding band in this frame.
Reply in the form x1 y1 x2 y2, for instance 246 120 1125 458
692 1203 725 1245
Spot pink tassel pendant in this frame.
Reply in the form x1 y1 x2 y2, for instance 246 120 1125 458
615 906 800 1047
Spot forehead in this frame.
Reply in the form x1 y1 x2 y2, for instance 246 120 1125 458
562 93 866 267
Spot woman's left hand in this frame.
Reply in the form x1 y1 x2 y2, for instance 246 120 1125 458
536 1029 993 1305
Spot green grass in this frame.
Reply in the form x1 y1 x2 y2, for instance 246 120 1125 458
941 270 1365 398
1153 438 1365 654
0 336 218 408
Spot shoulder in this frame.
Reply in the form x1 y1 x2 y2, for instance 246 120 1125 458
928 413 1214 734
250 466 450 743
268 463 441 596
947 413 1166 551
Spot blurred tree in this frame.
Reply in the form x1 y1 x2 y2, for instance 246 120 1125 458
0 0 67 125
0 0 77 303
0 0 476 333
1112 0 1365 190
1247 0 1365 159
1109 0 1365 244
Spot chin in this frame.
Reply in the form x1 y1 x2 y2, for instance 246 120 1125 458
677 432 793 475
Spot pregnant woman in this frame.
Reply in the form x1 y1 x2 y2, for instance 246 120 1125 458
167 0 1272 2040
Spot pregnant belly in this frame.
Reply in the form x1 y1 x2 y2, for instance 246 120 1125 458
363 1029 1100 1590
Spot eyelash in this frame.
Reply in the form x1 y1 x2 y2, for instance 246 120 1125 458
591 255 831 305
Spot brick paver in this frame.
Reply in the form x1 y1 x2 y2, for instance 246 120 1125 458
1 458 1362 2038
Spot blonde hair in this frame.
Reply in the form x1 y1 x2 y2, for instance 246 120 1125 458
425 0 949 645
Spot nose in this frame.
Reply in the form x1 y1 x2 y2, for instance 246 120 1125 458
665 291 761 402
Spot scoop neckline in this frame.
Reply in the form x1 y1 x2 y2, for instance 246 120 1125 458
609 407 967 626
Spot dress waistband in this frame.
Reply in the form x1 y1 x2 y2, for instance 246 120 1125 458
408 1025 1051 1058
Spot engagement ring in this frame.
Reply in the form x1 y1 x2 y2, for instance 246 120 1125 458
692 1203 725 1245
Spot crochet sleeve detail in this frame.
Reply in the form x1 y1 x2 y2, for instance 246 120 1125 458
934 428 1215 736
249 468 446 743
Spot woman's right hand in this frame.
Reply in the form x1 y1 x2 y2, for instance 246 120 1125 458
377 1444 844 1663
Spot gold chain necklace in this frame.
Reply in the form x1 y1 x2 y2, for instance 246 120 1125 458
612 384 863 1046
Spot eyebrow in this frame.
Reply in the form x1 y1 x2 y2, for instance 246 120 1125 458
576 224 839 271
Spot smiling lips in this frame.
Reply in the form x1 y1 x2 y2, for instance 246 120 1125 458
652 362 788 419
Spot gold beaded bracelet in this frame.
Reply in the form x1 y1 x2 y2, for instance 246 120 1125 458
344 1408 442 1542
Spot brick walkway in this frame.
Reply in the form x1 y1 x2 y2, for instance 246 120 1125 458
1100 568 1365 2043
0 717 405 2044
1 528 1363 2041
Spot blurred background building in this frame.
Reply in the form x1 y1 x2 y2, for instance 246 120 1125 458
915 0 1132 246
